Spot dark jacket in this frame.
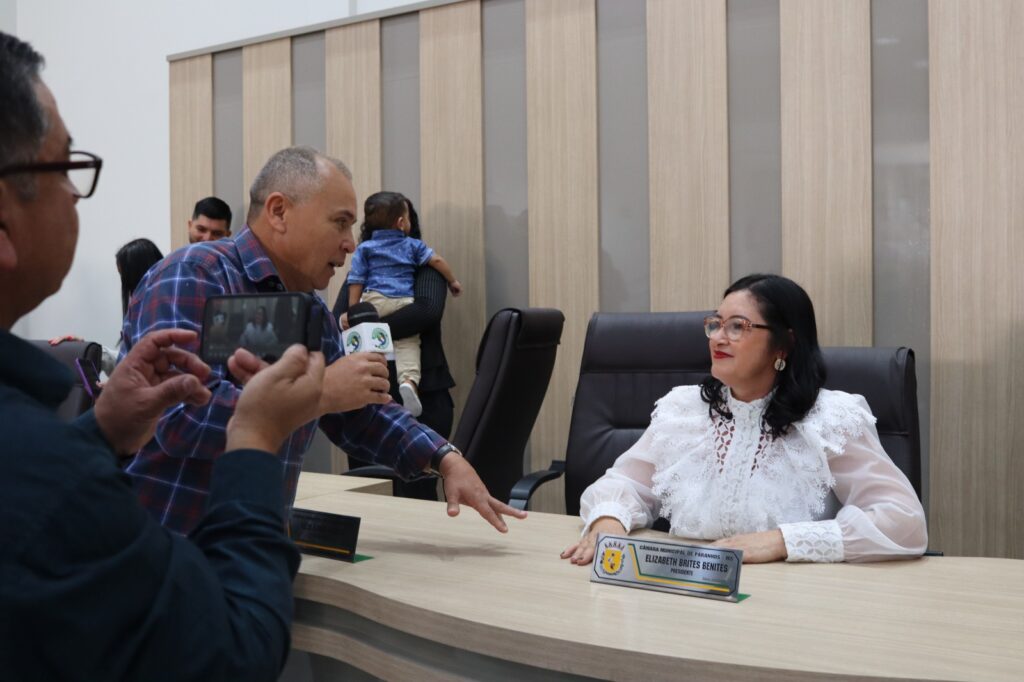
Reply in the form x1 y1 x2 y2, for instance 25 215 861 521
334 266 455 437
0 330 300 681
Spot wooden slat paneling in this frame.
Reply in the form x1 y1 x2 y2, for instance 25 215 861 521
780 0 872 346
325 21 383 474
420 1 485 423
169 55 213 251
929 0 1024 558
647 0 730 311
526 0 599 513
242 38 292 200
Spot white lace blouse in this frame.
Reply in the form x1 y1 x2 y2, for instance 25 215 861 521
579 386 928 562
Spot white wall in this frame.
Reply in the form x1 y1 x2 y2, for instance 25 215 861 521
11 0 418 344
0 0 15 34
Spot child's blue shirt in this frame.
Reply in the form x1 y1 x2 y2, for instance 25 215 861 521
348 229 435 298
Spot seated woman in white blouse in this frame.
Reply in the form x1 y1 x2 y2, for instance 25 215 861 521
561 274 927 565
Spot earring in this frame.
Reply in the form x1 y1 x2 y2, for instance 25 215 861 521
774 358 786 371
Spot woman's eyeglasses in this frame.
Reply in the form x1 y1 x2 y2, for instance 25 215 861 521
0 151 103 199
703 315 772 342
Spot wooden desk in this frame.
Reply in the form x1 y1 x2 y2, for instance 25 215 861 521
292 474 1024 681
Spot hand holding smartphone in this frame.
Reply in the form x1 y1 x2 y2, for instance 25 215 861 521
199 293 323 365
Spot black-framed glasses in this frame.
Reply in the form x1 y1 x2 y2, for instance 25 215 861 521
704 315 772 342
0 151 103 199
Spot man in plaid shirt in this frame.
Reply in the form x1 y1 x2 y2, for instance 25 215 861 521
123 146 526 536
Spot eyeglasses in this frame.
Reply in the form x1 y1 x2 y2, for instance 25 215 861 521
703 315 772 342
0 151 103 199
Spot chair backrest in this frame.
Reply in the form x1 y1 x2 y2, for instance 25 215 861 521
27 339 104 421
453 308 565 502
564 312 709 516
563 312 921 516
820 346 921 498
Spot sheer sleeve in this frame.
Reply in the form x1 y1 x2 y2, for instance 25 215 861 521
780 396 927 563
578 427 662 535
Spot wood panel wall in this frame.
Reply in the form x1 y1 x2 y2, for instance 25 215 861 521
780 0 873 346
169 55 213 251
242 38 293 200
526 0 599 514
929 0 1024 559
325 21 383 474
647 0 730 311
169 0 1024 556
420 1 485 421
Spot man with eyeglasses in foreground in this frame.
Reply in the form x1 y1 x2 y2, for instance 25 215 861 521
0 32 327 681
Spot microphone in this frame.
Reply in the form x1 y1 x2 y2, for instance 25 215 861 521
342 302 395 359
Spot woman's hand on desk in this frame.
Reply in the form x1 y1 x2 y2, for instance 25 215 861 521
711 529 787 563
440 453 528 533
560 517 627 565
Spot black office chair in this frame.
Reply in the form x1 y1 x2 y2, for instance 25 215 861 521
510 311 923 515
28 339 104 421
347 308 565 503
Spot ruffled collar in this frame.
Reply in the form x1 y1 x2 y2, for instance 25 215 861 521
725 387 772 422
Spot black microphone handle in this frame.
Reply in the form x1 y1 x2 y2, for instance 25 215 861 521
348 301 381 325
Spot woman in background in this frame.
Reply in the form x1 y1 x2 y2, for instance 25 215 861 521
51 238 164 375
334 199 455 500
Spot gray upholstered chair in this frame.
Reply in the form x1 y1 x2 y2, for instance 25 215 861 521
347 307 565 503
28 339 104 421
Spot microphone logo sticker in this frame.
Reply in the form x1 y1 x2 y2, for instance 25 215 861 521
345 331 362 354
371 328 390 350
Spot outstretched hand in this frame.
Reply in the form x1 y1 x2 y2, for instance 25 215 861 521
94 329 212 454
439 452 527 533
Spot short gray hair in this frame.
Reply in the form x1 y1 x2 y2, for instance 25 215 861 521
247 146 352 223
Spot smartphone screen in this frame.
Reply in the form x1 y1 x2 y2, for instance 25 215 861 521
74 357 102 399
199 293 322 364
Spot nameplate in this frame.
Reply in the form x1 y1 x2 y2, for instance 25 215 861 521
289 508 361 563
590 534 743 602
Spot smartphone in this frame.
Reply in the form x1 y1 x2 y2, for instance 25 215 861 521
74 357 102 399
199 292 323 364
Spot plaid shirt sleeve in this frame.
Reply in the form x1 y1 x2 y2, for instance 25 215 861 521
122 258 240 461
315 296 445 479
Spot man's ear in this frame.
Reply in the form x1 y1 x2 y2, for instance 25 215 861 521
0 182 19 271
265 192 290 234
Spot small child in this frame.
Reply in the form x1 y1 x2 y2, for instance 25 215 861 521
346 191 461 417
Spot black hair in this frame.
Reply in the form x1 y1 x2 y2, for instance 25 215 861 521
0 32 46 197
116 238 164 315
192 196 232 225
699 273 827 439
359 191 409 243
252 305 269 329
406 199 421 240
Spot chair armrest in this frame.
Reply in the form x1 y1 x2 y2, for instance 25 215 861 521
343 465 398 479
508 460 566 511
